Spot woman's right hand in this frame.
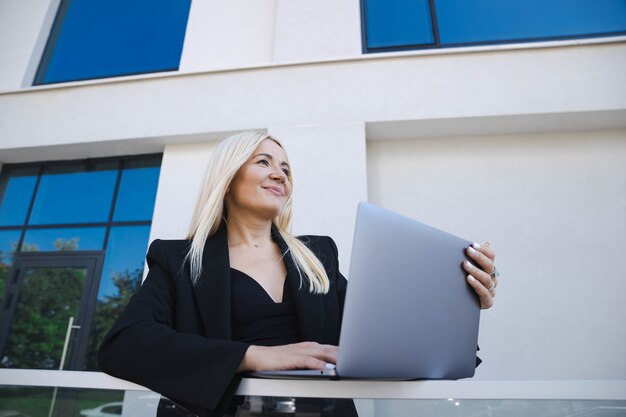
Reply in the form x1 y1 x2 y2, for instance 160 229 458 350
237 342 337 372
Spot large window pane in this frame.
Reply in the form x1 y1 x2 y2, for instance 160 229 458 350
84 225 151 370
22 227 106 252
113 159 161 222
28 163 118 225
36 0 192 85
0 231 21 300
0 167 38 226
364 0 434 49
435 0 626 44
0 266 88 369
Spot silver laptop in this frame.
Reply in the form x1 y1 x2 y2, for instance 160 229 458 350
251 202 480 380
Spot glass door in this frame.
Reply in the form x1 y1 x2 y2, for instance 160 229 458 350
0 252 103 370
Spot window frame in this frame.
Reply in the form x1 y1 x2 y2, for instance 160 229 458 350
360 0 626 53
32 0 191 85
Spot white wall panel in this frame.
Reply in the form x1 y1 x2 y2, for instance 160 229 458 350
0 0 55 91
179 0 276 72
367 129 626 379
2 43 625 160
273 0 362 62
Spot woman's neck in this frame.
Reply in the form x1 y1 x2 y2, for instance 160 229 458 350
226 214 273 248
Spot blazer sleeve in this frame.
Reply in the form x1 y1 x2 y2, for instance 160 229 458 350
326 236 348 323
97 240 249 417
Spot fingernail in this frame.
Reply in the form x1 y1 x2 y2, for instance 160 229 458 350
467 274 476 282
465 261 474 269
472 242 481 249
468 246 477 255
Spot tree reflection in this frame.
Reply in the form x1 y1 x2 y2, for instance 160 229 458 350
84 267 142 370
1 266 85 369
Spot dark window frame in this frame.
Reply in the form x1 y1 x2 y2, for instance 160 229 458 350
360 0 626 53
0 251 104 370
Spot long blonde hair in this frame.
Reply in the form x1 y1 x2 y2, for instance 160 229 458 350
185 130 330 293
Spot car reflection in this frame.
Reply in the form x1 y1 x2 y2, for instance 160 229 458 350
79 397 196 417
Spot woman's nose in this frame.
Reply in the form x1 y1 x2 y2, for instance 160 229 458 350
270 168 286 182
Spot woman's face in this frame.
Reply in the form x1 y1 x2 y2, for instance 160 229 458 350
225 139 292 221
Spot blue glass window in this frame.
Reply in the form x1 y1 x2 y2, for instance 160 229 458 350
83 225 150 369
113 159 161 222
22 227 106 252
35 0 192 85
0 156 161 372
0 231 20 265
436 0 626 44
362 0 626 51
28 163 118 225
0 168 38 227
0 230 21 301
365 0 434 49
96 225 151 300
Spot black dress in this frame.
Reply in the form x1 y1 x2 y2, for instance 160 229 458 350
228 268 358 417
230 268 301 346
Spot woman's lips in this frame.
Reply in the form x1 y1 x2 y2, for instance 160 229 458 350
263 186 284 196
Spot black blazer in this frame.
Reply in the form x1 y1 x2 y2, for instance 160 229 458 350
98 223 347 417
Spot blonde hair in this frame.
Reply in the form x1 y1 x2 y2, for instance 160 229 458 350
185 130 330 294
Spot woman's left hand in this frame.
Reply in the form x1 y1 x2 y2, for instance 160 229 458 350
463 242 498 309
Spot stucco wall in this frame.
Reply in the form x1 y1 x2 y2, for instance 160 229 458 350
367 129 626 379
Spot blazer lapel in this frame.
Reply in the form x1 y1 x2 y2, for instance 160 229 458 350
192 223 232 339
272 227 323 342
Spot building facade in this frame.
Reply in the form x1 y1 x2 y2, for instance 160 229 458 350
1 0 625 415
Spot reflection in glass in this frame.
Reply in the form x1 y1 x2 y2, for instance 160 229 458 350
1 266 87 369
0 167 39 227
113 159 161 221
37 0 191 84
435 0 626 44
365 0 434 48
83 225 151 370
22 227 106 252
0 386 123 417
0 387 200 417
359 398 626 417
28 163 118 225
0 231 21 300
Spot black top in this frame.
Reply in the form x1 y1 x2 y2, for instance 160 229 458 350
230 268 301 346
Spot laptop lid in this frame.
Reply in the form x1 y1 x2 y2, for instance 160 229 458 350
336 202 480 379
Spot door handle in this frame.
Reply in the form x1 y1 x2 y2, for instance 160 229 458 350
59 316 80 370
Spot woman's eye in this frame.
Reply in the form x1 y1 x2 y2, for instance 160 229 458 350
282 168 290 176
257 159 269 166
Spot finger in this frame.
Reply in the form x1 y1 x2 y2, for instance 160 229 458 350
291 342 337 364
467 274 494 309
473 242 495 261
467 245 495 275
463 260 495 290
304 343 338 364
295 355 328 371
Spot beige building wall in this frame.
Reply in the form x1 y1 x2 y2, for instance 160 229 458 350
368 129 626 379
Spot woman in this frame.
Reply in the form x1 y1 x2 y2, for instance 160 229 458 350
98 131 498 417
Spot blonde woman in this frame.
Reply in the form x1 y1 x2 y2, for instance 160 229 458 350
98 131 497 417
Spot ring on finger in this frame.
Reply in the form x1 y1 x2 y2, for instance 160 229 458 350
490 266 500 280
